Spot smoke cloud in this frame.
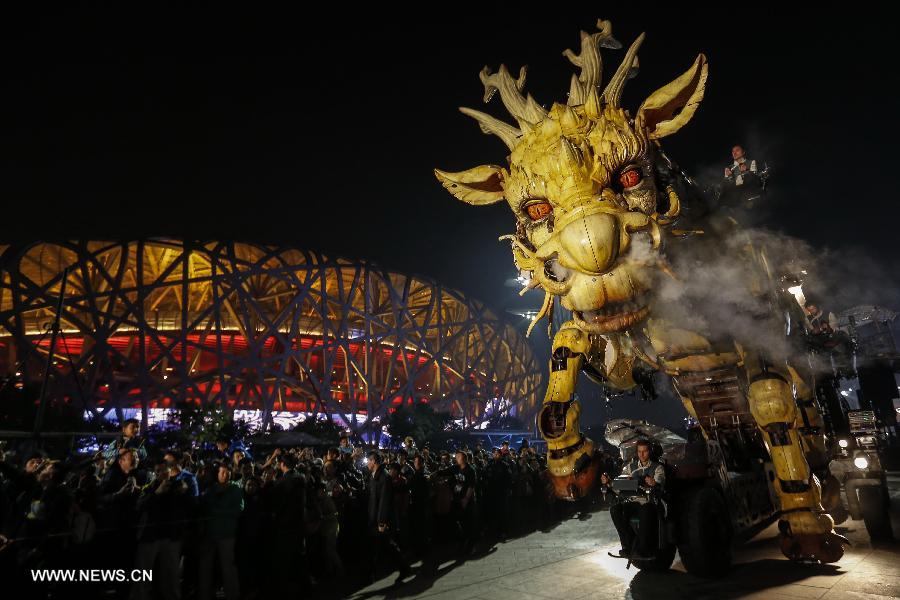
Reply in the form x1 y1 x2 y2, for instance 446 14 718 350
652 211 900 363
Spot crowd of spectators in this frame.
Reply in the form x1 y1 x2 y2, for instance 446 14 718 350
0 420 616 599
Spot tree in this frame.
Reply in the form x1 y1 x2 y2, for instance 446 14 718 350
167 405 254 446
292 416 343 445
386 402 454 447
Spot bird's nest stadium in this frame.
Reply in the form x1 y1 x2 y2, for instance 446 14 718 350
0 241 542 433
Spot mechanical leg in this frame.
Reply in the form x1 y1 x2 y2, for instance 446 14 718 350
537 322 601 500
788 365 830 475
788 365 846 521
744 353 847 562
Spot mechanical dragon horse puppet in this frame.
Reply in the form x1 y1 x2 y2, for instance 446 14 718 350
435 19 847 563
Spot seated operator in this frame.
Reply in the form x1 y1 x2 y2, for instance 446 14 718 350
724 145 759 188
803 298 838 335
721 144 766 211
600 438 666 559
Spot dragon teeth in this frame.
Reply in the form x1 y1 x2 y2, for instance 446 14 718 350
579 301 646 324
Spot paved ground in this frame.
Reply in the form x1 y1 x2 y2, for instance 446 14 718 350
350 474 900 600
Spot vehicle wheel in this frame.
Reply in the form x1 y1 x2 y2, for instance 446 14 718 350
820 474 843 516
677 486 733 578
859 485 893 541
631 544 677 572
830 503 849 526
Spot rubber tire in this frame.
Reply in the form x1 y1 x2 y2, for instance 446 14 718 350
830 503 849 526
859 485 893 541
677 486 733 578
631 543 677 572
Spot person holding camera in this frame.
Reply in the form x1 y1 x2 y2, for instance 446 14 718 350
99 448 144 506
95 448 145 595
131 460 196 600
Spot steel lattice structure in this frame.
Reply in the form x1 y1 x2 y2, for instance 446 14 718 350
0 241 541 432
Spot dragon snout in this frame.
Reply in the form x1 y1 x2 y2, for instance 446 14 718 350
556 210 619 275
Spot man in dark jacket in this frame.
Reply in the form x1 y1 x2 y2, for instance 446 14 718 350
485 448 512 540
266 453 311 594
397 449 415 480
366 451 410 585
132 462 196 600
198 463 243 600
435 450 478 555
408 454 432 561
163 450 199 498
20 461 73 568
97 449 144 595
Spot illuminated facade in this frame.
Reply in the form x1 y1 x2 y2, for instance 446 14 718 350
0 241 541 431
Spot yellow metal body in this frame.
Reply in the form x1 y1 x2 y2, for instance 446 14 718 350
435 18 845 562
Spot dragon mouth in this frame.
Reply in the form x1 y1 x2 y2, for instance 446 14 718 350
573 301 651 333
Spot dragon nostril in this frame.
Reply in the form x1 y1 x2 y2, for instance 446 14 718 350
544 258 567 283
544 261 557 281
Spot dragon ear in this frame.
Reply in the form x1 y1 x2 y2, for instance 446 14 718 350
434 165 507 205
636 54 708 140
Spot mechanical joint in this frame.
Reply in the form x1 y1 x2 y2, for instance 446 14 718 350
765 422 792 446
539 399 582 449
548 434 586 459
779 479 811 493
551 346 574 372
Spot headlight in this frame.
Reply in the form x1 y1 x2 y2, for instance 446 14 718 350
853 456 869 469
838 439 849 448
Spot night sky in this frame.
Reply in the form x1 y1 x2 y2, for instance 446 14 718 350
4 5 898 428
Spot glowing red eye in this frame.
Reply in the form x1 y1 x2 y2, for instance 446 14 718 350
619 169 642 189
525 201 553 221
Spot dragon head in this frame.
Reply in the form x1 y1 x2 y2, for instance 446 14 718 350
436 20 707 338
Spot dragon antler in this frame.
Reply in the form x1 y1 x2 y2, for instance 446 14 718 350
563 19 621 106
458 18 648 149
479 64 548 128
602 33 645 107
